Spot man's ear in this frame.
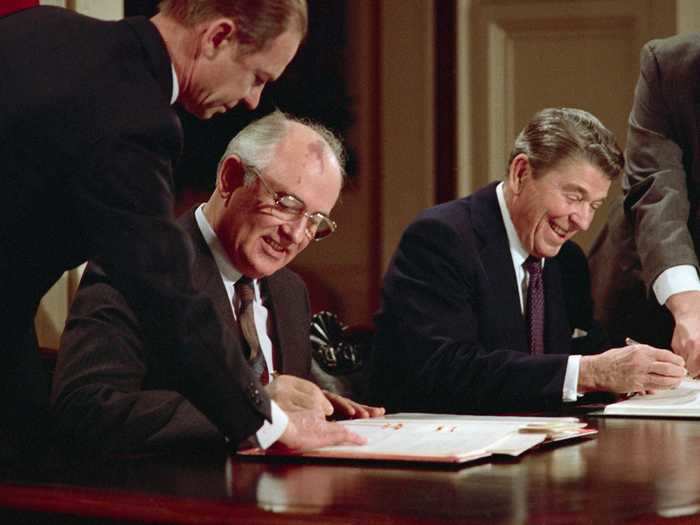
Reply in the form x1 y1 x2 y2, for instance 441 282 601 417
200 18 237 59
507 153 532 195
217 155 246 198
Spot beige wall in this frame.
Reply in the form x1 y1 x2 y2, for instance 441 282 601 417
40 0 123 19
379 0 435 273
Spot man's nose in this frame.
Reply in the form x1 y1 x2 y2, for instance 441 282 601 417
243 86 263 110
280 216 308 244
571 205 594 231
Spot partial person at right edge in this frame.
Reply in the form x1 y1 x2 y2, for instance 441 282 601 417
589 33 700 377
371 108 686 415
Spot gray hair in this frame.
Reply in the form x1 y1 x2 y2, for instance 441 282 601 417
219 110 347 185
509 107 623 180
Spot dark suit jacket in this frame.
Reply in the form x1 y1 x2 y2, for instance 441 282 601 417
371 183 601 413
589 33 700 347
0 6 268 450
51 209 312 453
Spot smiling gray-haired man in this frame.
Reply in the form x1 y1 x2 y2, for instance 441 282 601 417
371 108 686 414
52 112 382 454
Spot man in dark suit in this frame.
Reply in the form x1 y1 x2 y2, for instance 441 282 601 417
0 1 360 458
52 112 381 454
589 34 700 377
371 108 686 414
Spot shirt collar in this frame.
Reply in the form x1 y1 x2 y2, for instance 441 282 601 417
495 182 543 268
170 64 179 105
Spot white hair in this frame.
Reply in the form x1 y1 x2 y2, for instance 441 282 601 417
219 110 347 185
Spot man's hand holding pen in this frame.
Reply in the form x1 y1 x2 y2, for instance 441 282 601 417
578 338 686 395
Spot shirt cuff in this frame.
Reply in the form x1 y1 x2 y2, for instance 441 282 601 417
563 355 581 402
653 265 700 306
255 400 289 449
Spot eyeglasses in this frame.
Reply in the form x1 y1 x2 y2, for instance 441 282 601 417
245 165 338 241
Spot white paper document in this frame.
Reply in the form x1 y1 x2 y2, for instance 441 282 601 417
239 415 596 465
603 378 700 418
318 419 543 461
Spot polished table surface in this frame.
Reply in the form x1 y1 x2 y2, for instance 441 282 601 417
1 415 700 524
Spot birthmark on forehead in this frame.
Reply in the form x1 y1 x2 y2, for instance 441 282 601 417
298 139 327 184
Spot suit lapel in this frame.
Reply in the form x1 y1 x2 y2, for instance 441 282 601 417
470 184 529 353
178 208 247 366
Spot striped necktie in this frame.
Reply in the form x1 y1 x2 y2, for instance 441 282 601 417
234 277 269 384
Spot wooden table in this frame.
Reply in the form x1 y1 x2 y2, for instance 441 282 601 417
1 415 699 524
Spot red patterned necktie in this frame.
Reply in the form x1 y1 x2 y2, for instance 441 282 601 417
523 256 545 355
234 277 269 384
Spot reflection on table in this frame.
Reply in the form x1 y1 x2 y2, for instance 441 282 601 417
0 416 699 523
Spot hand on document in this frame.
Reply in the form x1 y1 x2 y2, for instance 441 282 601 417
265 375 385 420
273 408 366 452
322 391 386 420
579 341 686 395
265 375 334 416
667 290 700 377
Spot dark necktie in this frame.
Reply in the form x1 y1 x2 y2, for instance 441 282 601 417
235 277 269 384
523 256 545 355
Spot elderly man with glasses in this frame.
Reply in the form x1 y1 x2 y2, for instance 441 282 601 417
51 111 383 455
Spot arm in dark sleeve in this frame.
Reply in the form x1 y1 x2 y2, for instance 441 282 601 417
374 217 568 413
69 123 269 447
624 41 699 289
51 264 222 454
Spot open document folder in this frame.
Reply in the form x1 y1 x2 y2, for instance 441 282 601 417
603 377 700 418
239 415 597 465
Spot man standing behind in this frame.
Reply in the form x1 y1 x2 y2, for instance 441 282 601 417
589 34 700 377
372 108 686 414
52 112 382 454
0 0 359 458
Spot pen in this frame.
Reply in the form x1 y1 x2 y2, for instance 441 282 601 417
624 337 690 385
624 337 644 398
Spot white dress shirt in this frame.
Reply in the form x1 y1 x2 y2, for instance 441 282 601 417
653 265 700 305
170 64 179 105
195 205 288 448
496 183 580 401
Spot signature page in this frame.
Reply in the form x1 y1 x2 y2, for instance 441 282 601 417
604 378 700 417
